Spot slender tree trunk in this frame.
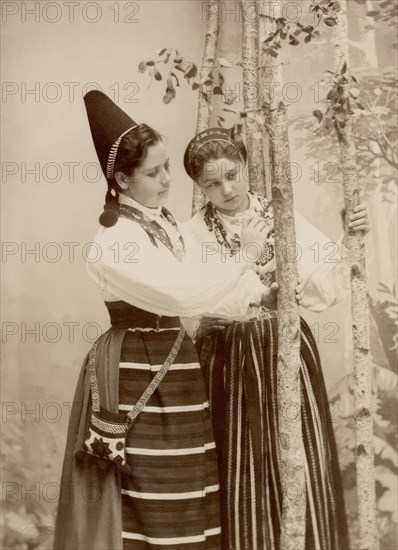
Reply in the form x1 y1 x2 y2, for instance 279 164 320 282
258 2 306 547
192 0 220 213
240 0 266 194
259 0 282 195
335 2 379 548
270 101 307 550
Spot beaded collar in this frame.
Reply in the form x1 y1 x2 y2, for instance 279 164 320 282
203 192 275 281
119 204 186 262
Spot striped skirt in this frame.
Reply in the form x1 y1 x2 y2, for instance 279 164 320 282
118 327 221 549
197 316 349 550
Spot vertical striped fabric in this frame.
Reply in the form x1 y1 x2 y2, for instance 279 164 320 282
197 317 350 550
118 328 221 549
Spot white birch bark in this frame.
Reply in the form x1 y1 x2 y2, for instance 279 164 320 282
240 0 266 194
258 2 306 548
335 2 379 548
192 0 220 212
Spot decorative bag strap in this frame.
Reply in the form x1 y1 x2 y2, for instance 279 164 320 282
86 327 186 423
126 327 185 425
88 343 100 412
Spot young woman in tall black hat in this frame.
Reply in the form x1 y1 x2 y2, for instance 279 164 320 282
54 93 279 550
182 128 371 550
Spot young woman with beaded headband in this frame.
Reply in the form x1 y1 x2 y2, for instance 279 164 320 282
182 127 371 550
54 93 280 550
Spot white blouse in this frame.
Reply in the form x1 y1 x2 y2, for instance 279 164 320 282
184 193 351 315
86 194 265 318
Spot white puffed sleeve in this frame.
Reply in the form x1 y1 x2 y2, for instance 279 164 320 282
86 218 259 318
180 269 265 339
295 211 350 312
201 269 264 319
182 216 265 320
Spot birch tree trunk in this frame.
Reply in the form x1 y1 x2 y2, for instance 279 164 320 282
192 0 220 213
240 0 266 194
258 2 306 547
335 2 379 548
259 0 283 195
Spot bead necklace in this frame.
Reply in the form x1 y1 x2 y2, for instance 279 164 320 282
203 192 275 283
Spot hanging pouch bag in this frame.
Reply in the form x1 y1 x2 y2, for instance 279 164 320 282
76 327 186 472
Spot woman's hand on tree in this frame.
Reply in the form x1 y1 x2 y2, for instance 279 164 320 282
295 276 304 304
341 203 370 235
260 277 304 310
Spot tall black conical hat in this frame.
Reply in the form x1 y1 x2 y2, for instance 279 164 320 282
83 90 138 181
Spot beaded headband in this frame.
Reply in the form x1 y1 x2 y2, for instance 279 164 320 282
184 128 246 179
192 138 245 163
106 125 138 179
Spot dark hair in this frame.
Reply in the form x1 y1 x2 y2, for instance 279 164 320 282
189 139 247 183
113 123 162 181
100 123 162 227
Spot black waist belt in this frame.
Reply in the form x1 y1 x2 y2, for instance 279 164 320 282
105 300 181 330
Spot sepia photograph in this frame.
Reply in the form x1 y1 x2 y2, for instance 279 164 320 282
1 1 397 549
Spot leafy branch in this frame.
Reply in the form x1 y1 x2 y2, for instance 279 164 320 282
260 0 341 57
291 65 397 202
311 61 362 144
138 47 198 104
138 47 237 106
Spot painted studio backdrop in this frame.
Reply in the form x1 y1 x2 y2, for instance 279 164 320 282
1 1 397 548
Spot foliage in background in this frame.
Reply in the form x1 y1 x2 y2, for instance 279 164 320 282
352 0 398 47
137 1 343 113
2 2 396 548
261 0 340 55
292 66 398 202
329 286 398 549
1 420 57 549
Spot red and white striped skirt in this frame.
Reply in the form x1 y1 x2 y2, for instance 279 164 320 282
118 326 221 549
197 316 350 550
